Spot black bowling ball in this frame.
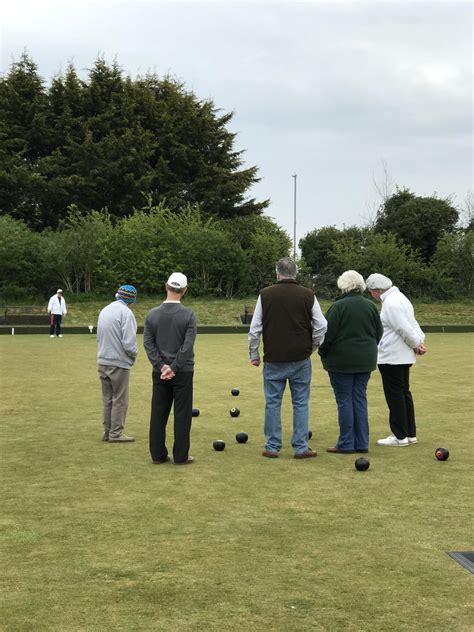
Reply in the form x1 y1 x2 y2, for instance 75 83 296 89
355 457 370 471
236 432 248 444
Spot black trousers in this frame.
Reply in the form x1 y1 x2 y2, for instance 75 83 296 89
149 370 193 463
49 314 62 336
378 364 416 439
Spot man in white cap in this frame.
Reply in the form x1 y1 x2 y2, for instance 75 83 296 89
47 289 67 337
144 272 197 465
366 273 426 447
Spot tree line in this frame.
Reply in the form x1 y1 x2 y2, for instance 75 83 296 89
0 53 472 301
299 188 473 299
0 206 291 298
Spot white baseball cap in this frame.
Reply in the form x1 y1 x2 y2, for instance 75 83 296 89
167 272 187 289
365 274 393 291
57 289 63 293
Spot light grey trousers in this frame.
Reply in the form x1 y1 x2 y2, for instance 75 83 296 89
98 365 130 438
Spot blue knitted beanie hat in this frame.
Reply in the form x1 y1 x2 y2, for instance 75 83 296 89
116 285 137 303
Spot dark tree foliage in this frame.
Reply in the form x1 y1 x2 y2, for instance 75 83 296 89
299 225 365 296
374 187 459 262
0 53 268 229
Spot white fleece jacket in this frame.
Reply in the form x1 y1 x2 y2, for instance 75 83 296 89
48 294 67 315
377 286 425 365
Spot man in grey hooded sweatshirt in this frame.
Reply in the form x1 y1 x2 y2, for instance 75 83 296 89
97 284 138 443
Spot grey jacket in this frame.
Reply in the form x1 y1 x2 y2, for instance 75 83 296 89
97 300 138 369
144 302 196 373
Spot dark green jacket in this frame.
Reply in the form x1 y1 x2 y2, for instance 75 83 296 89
318 292 383 373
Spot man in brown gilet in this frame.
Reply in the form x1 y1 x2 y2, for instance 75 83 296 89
248 257 327 459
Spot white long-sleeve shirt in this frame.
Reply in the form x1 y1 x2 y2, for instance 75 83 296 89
47 294 67 315
377 286 425 365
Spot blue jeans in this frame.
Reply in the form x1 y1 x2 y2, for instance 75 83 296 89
328 372 371 451
263 359 312 454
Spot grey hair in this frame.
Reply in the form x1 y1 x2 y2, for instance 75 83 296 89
337 270 366 294
276 257 297 279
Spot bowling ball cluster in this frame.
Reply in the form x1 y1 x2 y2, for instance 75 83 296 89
194 390 451 465
193 388 249 452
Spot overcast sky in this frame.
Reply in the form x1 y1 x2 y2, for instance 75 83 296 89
1 1 472 245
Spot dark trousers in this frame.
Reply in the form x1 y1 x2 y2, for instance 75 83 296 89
149 371 193 463
378 364 416 439
49 314 62 336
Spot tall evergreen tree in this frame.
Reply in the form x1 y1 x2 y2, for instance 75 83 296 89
0 54 268 229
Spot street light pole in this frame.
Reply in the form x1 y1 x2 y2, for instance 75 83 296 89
292 173 297 259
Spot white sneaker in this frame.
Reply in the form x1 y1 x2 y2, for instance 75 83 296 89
407 437 417 444
58 334 63 338
377 435 409 447
49 335 54 338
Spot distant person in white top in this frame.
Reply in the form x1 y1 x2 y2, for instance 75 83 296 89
47 289 67 337
97 285 138 443
366 274 426 447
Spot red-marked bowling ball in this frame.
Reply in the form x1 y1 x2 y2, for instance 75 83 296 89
435 447 449 461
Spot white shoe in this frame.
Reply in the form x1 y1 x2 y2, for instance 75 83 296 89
377 435 409 447
58 334 63 338
407 437 417 444
49 335 54 338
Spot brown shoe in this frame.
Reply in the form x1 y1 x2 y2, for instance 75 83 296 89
262 450 279 458
294 448 317 459
326 446 355 454
152 456 170 464
174 456 195 465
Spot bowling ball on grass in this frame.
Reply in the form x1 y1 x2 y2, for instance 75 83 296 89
435 447 449 461
236 432 248 444
355 457 370 471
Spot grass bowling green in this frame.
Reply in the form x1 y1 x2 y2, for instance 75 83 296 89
1 333 473 631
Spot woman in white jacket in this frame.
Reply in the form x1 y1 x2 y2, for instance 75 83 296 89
366 274 426 447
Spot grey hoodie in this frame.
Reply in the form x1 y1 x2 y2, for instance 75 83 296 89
97 300 138 369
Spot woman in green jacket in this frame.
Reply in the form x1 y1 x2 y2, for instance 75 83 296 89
319 270 383 453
